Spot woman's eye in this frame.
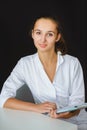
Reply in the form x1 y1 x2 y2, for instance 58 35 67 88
36 31 41 35
48 33 54 37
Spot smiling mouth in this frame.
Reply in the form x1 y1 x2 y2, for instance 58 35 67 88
39 44 47 48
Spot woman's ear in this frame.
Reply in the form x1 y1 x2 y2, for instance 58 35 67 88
31 30 34 39
56 33 61 42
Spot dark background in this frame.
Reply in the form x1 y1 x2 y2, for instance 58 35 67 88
0 1 87 101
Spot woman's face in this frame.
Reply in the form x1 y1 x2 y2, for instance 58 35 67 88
32 18 61 53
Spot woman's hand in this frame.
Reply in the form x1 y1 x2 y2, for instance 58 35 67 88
34 101 57 114
49 109 80 119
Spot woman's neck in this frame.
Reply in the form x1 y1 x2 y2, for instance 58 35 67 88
38 51 57 66
38 51 58 82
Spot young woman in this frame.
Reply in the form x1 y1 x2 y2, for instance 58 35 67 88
0 14 86 128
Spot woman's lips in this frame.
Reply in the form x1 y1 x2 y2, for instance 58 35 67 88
39 44 47 48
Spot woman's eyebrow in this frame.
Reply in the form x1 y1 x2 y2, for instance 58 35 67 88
34 29 55 34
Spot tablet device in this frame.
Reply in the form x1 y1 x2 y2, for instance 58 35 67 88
56 103 87 114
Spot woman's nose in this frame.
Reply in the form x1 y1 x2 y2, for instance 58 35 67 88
40 35 46 42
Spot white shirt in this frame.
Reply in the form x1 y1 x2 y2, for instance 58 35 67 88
0 52 85 109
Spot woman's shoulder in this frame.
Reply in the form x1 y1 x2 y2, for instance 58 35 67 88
20 53 38 62
61 53 80 66
15 53 38 67
63 53 79 62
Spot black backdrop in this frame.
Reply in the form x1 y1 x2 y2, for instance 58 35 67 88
0 1 87 101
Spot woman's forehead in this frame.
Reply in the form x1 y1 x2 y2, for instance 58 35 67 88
34 18 57 31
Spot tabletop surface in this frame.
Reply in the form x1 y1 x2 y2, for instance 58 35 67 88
0 108 77 130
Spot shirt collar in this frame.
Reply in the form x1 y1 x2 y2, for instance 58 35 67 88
56 51 64 71
36 51 64 69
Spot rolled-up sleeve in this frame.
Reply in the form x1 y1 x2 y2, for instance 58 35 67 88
69 58 85 105
0 58 25 108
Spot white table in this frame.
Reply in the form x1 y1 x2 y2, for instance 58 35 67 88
0 108 77 130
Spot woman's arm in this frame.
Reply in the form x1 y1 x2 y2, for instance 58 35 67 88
4 98 57 114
